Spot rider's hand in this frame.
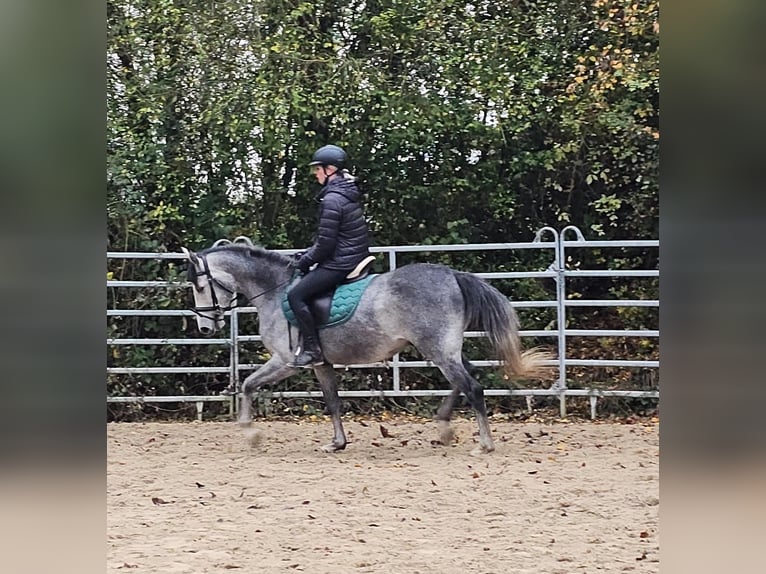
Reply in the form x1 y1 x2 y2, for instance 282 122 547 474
289 252 310 273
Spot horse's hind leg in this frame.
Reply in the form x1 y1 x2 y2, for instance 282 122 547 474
313 365 347 453
436 360 495 454
436 388 460 445
435 357 475 445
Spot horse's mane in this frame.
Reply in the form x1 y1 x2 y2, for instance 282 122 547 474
200 243 291 266
187 244 290 284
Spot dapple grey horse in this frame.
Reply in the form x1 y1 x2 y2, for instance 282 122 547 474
182 240 551 454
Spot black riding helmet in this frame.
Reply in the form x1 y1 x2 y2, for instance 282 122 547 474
309 144 347 170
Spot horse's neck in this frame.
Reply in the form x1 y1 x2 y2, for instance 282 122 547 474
229 255 289 301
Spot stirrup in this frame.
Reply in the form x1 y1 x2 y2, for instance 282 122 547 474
288 351 325 368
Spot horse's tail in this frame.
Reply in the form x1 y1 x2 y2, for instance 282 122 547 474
454 271 553 380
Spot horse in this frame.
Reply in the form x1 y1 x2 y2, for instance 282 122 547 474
182 240 551 454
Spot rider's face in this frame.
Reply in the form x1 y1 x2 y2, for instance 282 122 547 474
312 165 337 184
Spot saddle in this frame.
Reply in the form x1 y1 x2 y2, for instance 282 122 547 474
281 255 378 329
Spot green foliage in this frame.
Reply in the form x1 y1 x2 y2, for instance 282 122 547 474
107 0 659 418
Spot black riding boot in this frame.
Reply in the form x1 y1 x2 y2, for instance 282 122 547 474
289 330 325 368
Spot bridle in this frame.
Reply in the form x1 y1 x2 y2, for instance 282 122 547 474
188 253 293 321
188 254 238 322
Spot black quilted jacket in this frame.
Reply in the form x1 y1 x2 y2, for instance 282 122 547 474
297 176 370 272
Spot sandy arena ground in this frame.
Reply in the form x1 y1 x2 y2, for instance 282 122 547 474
107 416 659 573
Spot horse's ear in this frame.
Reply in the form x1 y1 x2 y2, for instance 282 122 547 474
233 235 254 245
181 247 198 265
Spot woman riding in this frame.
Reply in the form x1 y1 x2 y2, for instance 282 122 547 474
287 144 371 367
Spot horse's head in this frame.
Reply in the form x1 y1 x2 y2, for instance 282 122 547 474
181 247 237 336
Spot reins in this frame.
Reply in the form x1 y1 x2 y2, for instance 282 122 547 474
240 276 293 307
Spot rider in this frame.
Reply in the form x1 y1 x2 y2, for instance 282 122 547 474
287 144 371 367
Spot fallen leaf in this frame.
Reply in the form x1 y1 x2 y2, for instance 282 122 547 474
223 565 242 569
431 480 437 486
379 424 393 438
195 482 205 488
472 472 480 479
640 531 649 538
151 497 172 505
636 551 647 561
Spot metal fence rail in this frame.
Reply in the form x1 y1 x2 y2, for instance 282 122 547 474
107 225 659 419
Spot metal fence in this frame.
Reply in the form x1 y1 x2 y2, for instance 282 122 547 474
107 225 659 420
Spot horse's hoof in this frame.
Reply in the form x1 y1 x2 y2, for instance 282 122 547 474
244 428 263 448
238 419 252 428
320 442 346 453
438 423 455 445
470 443 495 456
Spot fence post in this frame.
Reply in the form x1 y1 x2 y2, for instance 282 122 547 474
535 226 567 416
388 249 401 393
558 226 586 418
230 309 239 415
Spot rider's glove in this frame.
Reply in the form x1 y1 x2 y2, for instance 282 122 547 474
288 252 310 274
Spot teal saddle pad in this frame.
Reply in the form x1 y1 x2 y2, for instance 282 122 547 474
281 274 378 330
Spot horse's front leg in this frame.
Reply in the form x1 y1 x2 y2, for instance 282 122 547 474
237 357 295 440
313 365 347 452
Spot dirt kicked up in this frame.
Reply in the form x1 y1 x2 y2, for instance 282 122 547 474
107 416 659 573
